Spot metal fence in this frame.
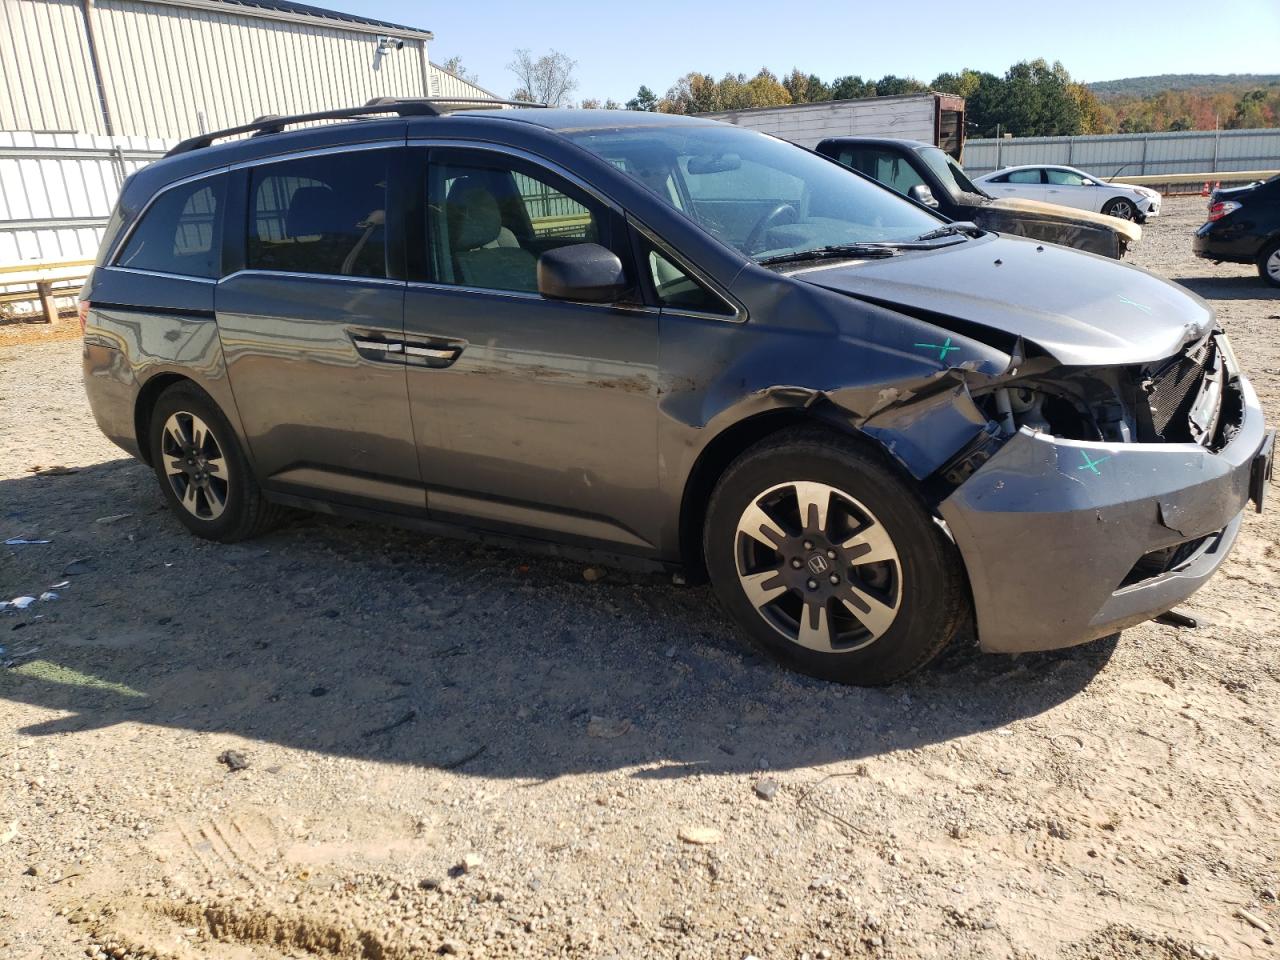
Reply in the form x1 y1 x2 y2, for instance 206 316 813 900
964 127 1280 179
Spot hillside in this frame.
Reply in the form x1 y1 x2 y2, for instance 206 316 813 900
1089 73 1280 100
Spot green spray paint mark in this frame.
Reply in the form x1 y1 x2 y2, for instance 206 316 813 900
914 337 959 361
1117 295 1152 314
1077 450 1110 475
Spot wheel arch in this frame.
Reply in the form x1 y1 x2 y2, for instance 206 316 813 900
133 373 197 466
677 407 902 581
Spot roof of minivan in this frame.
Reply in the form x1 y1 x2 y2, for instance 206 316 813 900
451 108 723 133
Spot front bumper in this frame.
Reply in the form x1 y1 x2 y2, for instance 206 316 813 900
939 375 1271 653
1138 194 1160 218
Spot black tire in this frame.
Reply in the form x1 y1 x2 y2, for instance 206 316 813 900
148 381 285 542
1257 239 1280 288
1102 197 1137 221
703 428 968 686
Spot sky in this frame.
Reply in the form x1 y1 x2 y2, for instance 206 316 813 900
358 0 1280 103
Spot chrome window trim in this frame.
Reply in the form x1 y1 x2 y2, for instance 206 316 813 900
404 279 659 314
228 138 403 172
108 166 231 271
221 268 407 287
405 280 542 303
102 265 217 285
628 218 747 324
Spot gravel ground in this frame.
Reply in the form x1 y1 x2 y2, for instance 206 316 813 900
1 196 1278 960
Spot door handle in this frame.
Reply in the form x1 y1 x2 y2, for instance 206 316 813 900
404 338 465 369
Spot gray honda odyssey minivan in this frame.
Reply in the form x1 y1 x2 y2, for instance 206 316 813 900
83 101 1274 685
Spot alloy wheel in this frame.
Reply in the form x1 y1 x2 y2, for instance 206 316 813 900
1267 247 1280 283
1108 199 1136 220
733 481 902 653
161 411 229 521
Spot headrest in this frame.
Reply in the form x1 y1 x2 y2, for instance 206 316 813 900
284 185 338 238
446 180 503 250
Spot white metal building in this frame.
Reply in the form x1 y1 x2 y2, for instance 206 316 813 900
0 0 499 140
0 0 499 314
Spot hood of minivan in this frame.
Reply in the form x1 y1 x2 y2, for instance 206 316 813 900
988 197 1143 242
797 235 1211 366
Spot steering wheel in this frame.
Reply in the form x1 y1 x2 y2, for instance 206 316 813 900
743 203 799 254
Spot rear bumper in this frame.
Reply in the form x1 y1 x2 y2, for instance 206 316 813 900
939 375 1270 654
1193 222 1258 264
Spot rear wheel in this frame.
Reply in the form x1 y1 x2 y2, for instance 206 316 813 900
1258 240 1280 288
1102 197 1137 220
148 382 284 542
703 429 968 685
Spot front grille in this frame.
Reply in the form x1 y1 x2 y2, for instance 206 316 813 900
1148 339 1211 436
1144 335 1226 447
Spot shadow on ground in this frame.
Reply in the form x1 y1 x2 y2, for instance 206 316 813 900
1 458 1115 780
1174 276 1274 302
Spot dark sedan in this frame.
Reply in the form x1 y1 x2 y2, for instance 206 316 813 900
1193 174 1280 287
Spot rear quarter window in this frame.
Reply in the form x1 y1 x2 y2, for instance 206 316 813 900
114 175 224 278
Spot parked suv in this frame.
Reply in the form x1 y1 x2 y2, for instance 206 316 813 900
83 102 1274 685
815 137 1141 259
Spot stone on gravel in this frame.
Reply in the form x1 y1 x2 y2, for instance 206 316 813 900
678 826 723 845
582 567 605 582
216 750 249 772
753 778 779 801
586 716 631 739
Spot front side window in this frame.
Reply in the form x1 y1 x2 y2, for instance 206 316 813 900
115 176 224 278
641 238 732 315
247 151 388 278
1046 168 1088 187
427 153 607 293
569 124 939 260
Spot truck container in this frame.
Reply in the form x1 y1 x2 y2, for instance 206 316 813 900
698 93 966 158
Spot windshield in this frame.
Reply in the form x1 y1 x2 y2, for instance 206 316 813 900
566 124 942 261
916 146 984 198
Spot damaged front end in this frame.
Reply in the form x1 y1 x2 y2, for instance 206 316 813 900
869 327 1273 653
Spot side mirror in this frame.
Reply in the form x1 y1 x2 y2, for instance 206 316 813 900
538 244 628 303
908 184 939 208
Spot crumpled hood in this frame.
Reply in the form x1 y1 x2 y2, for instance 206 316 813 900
988 197 1143 242
798 235 1213 366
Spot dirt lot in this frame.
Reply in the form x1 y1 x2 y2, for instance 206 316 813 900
1 196 1278 960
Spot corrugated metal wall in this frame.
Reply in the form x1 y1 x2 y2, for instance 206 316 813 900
91 0 427 140
0 130 165 264
700 96 939 150
0 0 106 135
1 0 435 141
965 129 1280 177
427 65 499 101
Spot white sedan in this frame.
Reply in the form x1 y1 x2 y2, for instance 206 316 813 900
973 165 1161 222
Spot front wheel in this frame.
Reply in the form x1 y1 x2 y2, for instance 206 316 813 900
703 429 968 685
1258 239 1280 288
1102 197 1137 221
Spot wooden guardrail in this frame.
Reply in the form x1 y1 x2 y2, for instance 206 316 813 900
0 258 95 324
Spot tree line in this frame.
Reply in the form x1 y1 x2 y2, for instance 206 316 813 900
436 52 1279 136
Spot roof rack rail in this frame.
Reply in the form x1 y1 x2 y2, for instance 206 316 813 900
165 97 546 157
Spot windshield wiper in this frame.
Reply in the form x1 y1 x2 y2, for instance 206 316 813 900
757 243 900 266
912 221 982 242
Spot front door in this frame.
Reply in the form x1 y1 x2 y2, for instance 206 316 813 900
216 146 421 510
401 146 661 554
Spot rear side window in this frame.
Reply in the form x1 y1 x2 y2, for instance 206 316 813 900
248 151 388 278
1007 169 1043 184
114 176 224 278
